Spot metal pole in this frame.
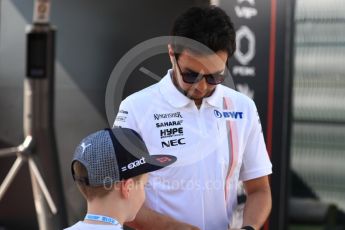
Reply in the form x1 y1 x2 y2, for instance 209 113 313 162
28 158 57 215
0 1 66 229
25 0 67 228
0 157 25 200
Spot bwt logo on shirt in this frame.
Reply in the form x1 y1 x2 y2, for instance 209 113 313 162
154 112 183 120
121 157 146 172
214 110 244 119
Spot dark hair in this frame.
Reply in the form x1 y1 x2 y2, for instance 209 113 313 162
170 6 236 60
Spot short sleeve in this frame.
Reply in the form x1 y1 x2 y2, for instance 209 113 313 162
239 101 272 181
113 97 139 133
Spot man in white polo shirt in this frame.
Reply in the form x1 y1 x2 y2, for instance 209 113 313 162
114 6 272 230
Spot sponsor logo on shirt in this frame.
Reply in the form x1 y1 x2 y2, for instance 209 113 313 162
154 112 183 121
119 110 128 114
161 138 186 148
214 110 244 119
121 157 146 172
115 115 127 122
156 120 183 128
160 127 184 139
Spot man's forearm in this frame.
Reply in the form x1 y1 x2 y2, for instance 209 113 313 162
241 176 272 230
242 187 272 230
125 205 168 229
125 205 199 230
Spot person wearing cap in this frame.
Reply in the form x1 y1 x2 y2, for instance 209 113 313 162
65 127 176 230
114 6 272 230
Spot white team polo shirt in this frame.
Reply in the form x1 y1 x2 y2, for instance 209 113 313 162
114 70 272 230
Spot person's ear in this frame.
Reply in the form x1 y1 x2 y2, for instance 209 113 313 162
120 179 134 199
168 44 175 65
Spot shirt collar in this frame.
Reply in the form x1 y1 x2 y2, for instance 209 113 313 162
203 84 224 109
159 70 192 108
158 69 224 109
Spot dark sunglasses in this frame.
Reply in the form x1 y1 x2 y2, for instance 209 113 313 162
174 56 228 85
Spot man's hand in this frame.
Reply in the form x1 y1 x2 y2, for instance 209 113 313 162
125 205 199 230
163 220 200 230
